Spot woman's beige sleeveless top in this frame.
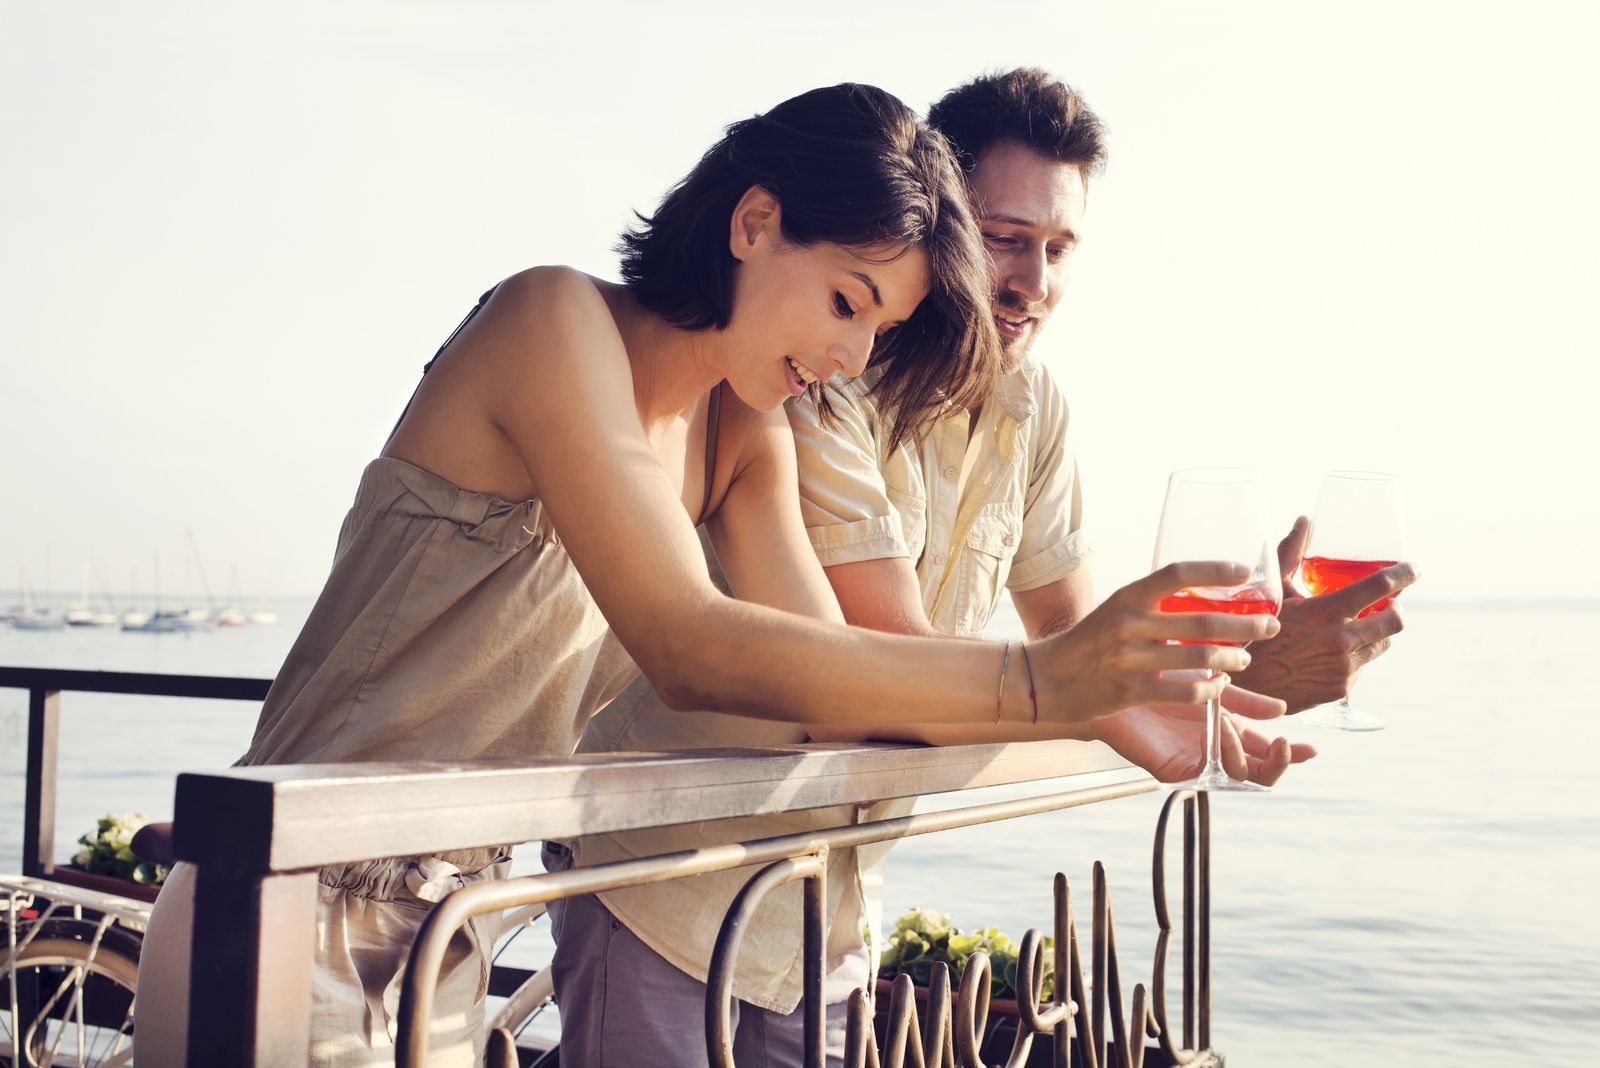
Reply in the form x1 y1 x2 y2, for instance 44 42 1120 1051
237 455 640 768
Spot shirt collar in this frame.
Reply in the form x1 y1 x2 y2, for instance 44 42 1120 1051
992 359 1038 424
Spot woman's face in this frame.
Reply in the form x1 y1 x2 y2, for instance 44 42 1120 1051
724 190 931 410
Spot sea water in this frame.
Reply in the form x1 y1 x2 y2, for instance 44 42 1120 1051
2 600 1596 1065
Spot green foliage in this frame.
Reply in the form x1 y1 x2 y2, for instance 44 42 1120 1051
70 812 167 886
879 907 1053 1001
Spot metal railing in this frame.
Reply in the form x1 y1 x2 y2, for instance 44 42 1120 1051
0 666 271 904
2 667 1220 1067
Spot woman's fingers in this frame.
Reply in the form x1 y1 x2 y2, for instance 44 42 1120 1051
1218 715 1250 780
1218 683 1289 720
1236 726 1318 785
1126 642 1253 675
1137 671 1236 706
1128 607 1280 645
1132 560 1253 602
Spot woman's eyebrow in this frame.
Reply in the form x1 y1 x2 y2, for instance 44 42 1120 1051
848 270 883 307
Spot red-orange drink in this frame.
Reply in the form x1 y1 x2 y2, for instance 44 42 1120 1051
1300 556 1398 618
1157 585 1281 646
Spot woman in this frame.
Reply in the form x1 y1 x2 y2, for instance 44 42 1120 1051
135 83 1277 1065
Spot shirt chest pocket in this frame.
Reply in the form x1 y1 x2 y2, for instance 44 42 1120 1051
951 505 1020 636
885 485 927 566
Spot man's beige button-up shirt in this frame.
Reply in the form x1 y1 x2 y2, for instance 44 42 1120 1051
794 357 1089 634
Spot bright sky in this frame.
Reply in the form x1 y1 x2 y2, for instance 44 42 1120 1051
3 0 1595 603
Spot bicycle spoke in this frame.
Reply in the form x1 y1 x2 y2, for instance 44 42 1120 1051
32 965 84 1068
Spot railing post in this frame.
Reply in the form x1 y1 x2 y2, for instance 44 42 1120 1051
1183 794 1195 1052
804 853 826 1068
1197 793 1211 1052
22 686 60 879
186 864 317 1066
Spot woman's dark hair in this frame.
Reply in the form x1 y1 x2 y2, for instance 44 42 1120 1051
926 67 1107 180
619 83 999 452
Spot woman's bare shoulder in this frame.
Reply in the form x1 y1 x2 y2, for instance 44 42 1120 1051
493 266 615 331
470 267 631 381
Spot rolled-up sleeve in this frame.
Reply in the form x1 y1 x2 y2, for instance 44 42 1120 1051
786 379 911 567
1007 365 1090 591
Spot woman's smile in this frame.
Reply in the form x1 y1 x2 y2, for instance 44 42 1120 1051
784 355 819 396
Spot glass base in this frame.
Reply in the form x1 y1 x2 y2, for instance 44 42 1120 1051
1305 703 1386 732
1168 767 1270 793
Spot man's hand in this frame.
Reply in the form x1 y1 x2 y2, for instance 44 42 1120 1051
1091 684 1317 785
1234 517 1418 713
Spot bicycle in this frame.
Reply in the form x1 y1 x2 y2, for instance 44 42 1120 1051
1 860 560 1068
1 874 147 1068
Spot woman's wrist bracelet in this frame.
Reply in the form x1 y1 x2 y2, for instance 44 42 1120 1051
994 640 1013 724
1019 641 1039 725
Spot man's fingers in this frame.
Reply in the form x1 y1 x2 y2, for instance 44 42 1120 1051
1278 517 1310 593
1348 602 1406 644
1324 562 1418 618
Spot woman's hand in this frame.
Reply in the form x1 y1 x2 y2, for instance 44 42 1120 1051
1029 561 1283 726
1091 685 1317 785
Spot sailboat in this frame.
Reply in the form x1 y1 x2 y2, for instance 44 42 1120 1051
123 552 192 632
216 564 248 626
9 571 65 630
65 564 118 627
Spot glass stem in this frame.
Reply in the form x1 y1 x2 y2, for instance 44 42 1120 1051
1205 687 1225 778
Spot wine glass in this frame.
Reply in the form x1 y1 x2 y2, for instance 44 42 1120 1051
1301 471 1405 732
1152 468 1283 792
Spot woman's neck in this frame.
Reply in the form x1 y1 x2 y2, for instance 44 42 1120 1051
597 280 727 428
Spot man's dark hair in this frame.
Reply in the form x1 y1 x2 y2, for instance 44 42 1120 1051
619 83 999 451
927 68 1107 179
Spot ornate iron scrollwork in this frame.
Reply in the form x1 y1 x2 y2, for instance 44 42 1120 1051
709 790 1217 1068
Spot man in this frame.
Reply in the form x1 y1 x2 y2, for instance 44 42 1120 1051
552 68 1415 1065
792 68 1413 745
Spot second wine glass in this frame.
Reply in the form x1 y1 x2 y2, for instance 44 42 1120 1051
1300 470 1405 732
1152 467 1283 792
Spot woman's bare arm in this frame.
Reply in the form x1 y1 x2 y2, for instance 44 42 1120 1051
460 268 1274 728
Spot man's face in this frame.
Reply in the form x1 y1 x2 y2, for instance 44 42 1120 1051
968 140 1087 370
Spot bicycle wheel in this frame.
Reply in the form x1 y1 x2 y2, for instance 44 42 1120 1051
0 919 141 1068
489 903 558 1066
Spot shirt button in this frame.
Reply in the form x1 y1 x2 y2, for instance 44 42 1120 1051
1003 533 1014 546
943 466 957 479
933 553 945 565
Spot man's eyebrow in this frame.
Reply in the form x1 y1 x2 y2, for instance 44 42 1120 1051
983 213 1079 242
848 271 883 307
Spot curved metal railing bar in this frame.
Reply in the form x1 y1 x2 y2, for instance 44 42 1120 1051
396 775 1154 1066
706 852 827 1068
1150 789 1213 1066
952 948 991 1067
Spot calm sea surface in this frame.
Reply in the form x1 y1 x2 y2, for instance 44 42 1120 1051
2 600 1597 1065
